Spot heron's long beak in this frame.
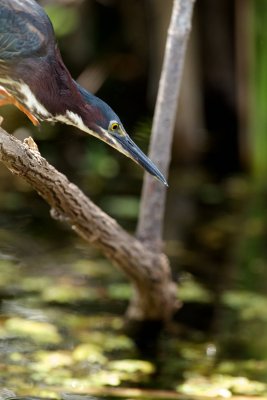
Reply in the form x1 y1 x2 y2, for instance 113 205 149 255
109 132 168 186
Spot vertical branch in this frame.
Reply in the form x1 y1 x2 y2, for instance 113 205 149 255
137 0 196 249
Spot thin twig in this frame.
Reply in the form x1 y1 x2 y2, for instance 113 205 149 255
137 0 196 250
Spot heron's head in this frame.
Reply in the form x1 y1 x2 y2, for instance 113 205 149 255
73 84 167 186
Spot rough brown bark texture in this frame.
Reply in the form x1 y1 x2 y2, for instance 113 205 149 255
0 0 195 324
0 127 178 321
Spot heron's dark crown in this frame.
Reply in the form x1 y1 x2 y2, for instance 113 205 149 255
76 83 122 131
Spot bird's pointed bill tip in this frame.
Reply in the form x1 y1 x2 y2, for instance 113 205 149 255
105 131 169 187
162 178 169 187
154 171 168 187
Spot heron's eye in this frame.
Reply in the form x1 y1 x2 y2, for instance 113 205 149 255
110 122 119 131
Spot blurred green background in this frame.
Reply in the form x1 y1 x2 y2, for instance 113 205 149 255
1 0 267 398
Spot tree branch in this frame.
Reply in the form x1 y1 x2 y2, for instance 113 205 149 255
0 127 178 321
137 0 196 249
0 0 194 324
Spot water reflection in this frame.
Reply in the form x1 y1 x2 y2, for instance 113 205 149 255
0 175 267 398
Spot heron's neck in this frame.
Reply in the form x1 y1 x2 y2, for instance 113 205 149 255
0 52 101 131
7 50 83 119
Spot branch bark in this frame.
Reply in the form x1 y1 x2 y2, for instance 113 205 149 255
0 0 195 325
137 0 196 249
0 127 178 322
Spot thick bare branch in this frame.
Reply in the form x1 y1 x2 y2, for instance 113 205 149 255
137 0 196 249
0 127 178 321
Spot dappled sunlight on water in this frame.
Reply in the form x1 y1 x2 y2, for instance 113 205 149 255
0 219 267 400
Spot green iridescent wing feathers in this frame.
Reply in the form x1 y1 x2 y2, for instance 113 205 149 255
0 0 53 61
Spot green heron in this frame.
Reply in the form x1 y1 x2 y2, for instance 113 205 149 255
0 0 167 186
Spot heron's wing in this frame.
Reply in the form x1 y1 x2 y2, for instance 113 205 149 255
0 0 54 61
